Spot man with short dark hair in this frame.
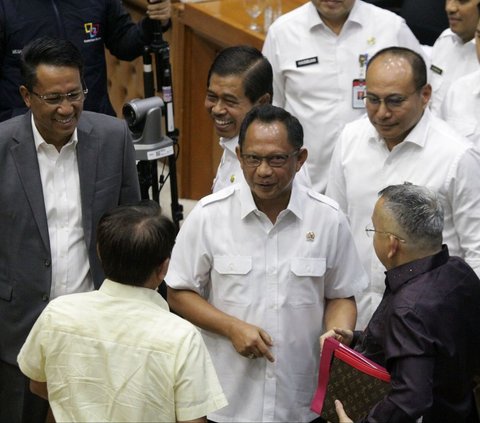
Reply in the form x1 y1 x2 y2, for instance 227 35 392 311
166 104 367 422
322 184 480 422
206 46 311 192
429 0 480 114
326 46 480 330
18 201 228 422
0 37 140 422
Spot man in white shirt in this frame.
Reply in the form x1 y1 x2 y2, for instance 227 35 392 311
0 37 140 422
326 46 480 330
208 45 310 192
441 5 480 145
429 0 480 115
166 104 368 422
18 201 227 422
262 0 423 192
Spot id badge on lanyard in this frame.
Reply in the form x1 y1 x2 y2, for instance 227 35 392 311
352 53 368 109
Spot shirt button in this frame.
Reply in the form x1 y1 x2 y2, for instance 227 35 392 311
42 294 49 302
44 259 51 267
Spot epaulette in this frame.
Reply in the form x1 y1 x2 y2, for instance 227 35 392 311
200 185 236 207
307 189 339 210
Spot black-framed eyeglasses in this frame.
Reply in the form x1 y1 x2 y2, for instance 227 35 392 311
365 223 406 243
241 150 300 168
31 88 88 105
362 86 424 110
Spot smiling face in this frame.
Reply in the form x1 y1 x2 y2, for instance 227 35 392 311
204 73 255 139
236 119 307 219
20 64 84 149
365 54 431 150
446 0 480 42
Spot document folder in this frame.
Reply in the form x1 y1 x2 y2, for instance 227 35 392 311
311 337 391 422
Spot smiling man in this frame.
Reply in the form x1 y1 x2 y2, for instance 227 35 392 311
0 37 140 422
166 104 367 422
429 0 480 114
326 46 480 330
206 45 310 192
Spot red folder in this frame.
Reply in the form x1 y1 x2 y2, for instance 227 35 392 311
311 337 391 421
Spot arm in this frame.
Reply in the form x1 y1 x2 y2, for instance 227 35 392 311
262 28 285 108
324 296 356 331
167 287 274 362
29 380 48 400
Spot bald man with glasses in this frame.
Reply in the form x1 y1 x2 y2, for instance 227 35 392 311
326 46 480 331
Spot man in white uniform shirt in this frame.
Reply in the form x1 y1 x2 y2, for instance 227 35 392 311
429 0 480 115
207 45 310 192
262 0 423 192
326 46 480 330
441 4 480 145
166 104 368 422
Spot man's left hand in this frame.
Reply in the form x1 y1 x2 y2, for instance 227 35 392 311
335 399 353 423
147 0 171 23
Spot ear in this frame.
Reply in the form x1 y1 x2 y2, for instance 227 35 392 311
156 258 170 282
236 145 244 169
420 84 432 109
19 85 32 108
255 92 271 106
295 147 308 172
386 235 400 260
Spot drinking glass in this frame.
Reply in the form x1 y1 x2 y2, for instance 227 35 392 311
243 0 265 32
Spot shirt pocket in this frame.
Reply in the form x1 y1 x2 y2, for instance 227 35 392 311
212 256 252 305
288 258 326 307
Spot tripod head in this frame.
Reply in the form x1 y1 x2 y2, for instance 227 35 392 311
123 97 173 161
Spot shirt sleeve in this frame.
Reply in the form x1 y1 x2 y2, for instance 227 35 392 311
262 27 286 108
165 203 212 295
17 311 49 383
449 147 480 277
325 131 348 215
174 328 228 421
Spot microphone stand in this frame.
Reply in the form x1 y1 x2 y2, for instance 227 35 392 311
141 21 183 230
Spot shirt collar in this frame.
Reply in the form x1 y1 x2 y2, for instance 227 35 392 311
99 279 169 311
309 0 361 31
32 114 78 151
238 178 303 220
385 245 450 293
219 135 239 154
369 108 432 149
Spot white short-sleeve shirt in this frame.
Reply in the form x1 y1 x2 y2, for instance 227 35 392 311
165 180 368 422
429 29 478 116
326 109 480 329
441 69 480 147
18 279 227 422
262 0 424 192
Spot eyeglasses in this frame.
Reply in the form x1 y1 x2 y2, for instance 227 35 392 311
31 88 88 105
365 223 406 243
362 86 424 110
241 150 300 168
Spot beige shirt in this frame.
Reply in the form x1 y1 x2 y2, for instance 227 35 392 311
18 279 227 422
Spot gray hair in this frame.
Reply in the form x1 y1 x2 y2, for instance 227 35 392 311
379 183 444 250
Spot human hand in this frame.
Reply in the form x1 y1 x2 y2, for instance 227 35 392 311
227 320 275 362
335 399 353 423
319 327 354 352
147 0 171 22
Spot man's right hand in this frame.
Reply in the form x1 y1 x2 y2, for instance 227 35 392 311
227 320 275 362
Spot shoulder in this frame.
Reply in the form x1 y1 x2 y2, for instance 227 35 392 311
427 115 471 148
269 2 313 31
78 111 127 132
432 28 456 50
304 188 340 211
199 185 237 208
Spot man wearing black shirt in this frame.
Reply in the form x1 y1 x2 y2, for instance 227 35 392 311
322 183 480 423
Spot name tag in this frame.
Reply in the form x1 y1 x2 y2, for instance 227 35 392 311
430 64 443 75
296 57 319 67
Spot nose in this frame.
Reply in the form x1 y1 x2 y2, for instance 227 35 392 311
56 99 75 114
256 159 274 176
445 0 457 14
375 100 392 120
211 99 226 115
